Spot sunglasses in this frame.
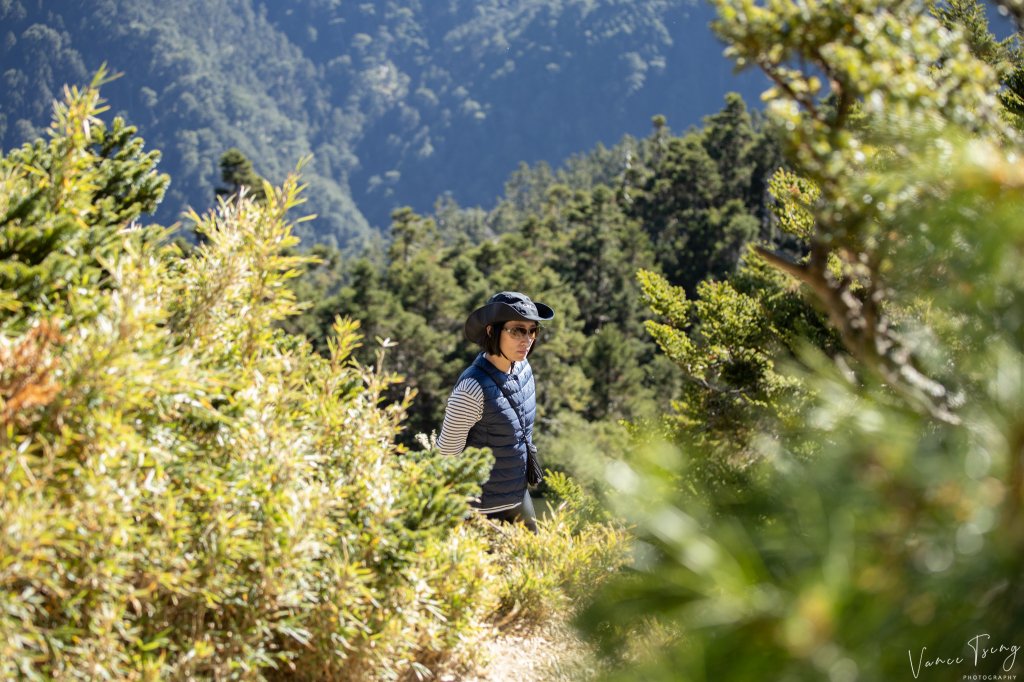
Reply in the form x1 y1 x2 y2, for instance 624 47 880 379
502 325 541 340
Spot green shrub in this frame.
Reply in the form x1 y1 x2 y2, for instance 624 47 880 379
484 471 632 626
0 80 496 681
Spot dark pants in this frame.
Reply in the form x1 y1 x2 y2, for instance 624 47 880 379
483 489 538 533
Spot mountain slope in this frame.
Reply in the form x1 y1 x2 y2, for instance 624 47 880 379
0 0 765 246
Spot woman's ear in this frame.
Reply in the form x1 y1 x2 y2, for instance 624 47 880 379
485 324 493 338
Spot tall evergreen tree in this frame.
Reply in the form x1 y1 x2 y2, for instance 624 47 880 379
630 135 723 291
555 186 654 335
215 147 267 203
701 92 758 208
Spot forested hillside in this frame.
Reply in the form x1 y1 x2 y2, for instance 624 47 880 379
7 1 1024 680
281 91 798 454
0 0 763 247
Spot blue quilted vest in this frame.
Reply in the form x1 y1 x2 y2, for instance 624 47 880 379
460 353 536 510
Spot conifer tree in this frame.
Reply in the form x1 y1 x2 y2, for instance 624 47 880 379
630 135 724 291
0 71 168 320
215 147 267 203
701 92 758 209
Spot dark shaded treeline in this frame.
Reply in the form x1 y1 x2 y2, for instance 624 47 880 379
281 94 814 450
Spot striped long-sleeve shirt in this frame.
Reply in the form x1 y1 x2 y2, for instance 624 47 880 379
436 378 485 456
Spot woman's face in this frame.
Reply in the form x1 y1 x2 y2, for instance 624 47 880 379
492 321 539 362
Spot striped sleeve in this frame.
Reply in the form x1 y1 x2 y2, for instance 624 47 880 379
436 378 484 455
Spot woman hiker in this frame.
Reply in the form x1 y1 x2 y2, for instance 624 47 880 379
436 291 555 533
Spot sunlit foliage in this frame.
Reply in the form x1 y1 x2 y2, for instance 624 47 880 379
0 77 632 680
579 2 1024 680
0 80 499 680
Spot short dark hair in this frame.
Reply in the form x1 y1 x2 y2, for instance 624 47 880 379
481 322 505 357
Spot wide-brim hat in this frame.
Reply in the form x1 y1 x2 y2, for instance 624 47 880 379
464 291 555 345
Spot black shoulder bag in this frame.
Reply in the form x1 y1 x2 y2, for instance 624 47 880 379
525 439 544 487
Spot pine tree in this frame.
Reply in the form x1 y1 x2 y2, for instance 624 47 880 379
701 92 757 208
630 134 725 291
554 186 654 334
215 147 267 203
0 71 168 321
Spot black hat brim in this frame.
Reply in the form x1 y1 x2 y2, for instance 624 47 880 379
464 300 554 345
